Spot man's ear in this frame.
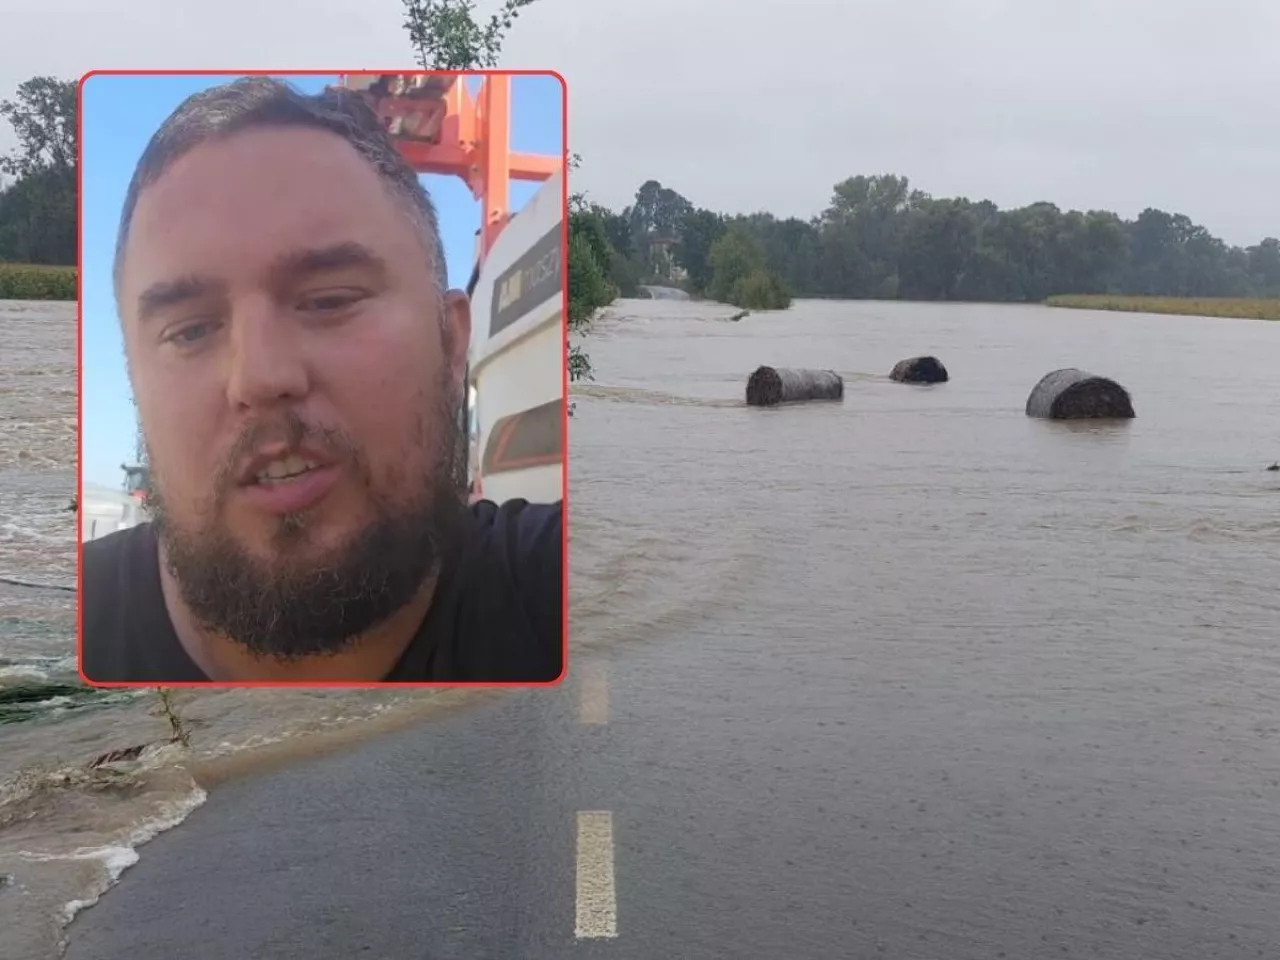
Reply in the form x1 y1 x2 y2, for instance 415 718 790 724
442 289 472 383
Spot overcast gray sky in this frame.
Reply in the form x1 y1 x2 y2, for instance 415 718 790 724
3 0 1277 245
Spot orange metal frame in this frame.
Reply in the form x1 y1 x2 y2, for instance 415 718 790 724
336 73 560 260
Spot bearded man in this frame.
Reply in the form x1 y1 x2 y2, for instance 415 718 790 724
80 77 562 684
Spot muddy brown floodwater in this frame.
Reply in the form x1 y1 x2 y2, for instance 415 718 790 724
567 296 1280 958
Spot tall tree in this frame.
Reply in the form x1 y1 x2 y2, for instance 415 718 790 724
674 208 725 295
897 199 979 300
652 186 693 236
623 179 692 280
0 76 77 179
628 179 663 238
0 76 77 265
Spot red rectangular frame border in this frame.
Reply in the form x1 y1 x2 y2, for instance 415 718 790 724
75 68 571 691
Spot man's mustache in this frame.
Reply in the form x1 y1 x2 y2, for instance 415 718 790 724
213 413 357 500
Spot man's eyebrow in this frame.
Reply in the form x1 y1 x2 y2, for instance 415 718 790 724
267 242 390 284
136 275 227 325
132 243 387 324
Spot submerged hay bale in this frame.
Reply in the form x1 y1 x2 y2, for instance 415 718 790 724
890 355 949 383
1025 368 1135 419
745 366 844 407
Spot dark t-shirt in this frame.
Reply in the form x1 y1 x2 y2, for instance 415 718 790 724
79 499 563 683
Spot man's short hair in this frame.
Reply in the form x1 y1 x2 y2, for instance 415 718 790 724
112 75 448 304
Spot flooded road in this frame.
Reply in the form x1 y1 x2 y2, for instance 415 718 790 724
29 294 1280 958
0 300 78 721
565 297 1280 956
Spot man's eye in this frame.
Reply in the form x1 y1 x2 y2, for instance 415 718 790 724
166 320 220 345
299 290 364 312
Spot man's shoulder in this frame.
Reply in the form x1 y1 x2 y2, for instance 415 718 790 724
436 498 562 681
80 523 164 682
467 498 562 554
83 523 154 580
465 497 562 588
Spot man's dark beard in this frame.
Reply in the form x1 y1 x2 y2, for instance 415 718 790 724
146 394 470 662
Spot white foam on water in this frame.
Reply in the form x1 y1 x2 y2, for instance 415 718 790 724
0 522 71 545
206 732 290 758
198 697 414 760
0 663 49 683
16 782 208 928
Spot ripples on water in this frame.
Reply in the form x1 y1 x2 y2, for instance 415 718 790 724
570 297 1280 954
572 298 1279 657
0 301 79 726
3 295 1277 955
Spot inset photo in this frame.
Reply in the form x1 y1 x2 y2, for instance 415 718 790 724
78 70 567 686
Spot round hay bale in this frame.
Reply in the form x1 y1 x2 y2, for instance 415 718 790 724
890 355 949 383
745 366 844 407
1026 368 1135 419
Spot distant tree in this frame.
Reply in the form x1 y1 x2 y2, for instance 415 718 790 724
0 77 76 179
602 169 1277 308
624 179 693 280
652 186 693 237
897 199 979 300
674 208 725 295
0 76 77 265
627 179 662 238
1081 210 1131 294
597 206 633 261
0 166 75 264
1248 238 1280 294
401 0 539 69
707 225 791 310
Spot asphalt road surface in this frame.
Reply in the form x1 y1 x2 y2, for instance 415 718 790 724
66 641 1279 959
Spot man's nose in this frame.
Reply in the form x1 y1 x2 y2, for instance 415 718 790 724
224 300 310 409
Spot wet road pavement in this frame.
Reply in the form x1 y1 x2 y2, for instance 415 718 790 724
66 638 1279 960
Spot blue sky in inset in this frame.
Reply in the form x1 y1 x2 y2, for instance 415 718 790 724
81 72 563 488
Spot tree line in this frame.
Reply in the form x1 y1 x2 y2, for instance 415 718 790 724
0 77 77 267
573 174 1280 310
15 0 1278 360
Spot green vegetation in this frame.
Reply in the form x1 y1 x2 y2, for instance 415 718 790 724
1046 295 1280 321
599 173 1280 313
154 687 192 748
401 0 623 380
0 262 75 300
706 225 791 310
577 178 788 310
0 77 77 295
402 0 537 69
567 155 635 381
